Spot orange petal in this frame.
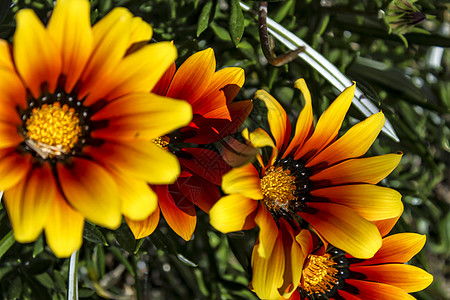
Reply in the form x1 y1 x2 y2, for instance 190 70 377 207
47 0 93 92
4 164 56 242
13 9 61 98
0 150 32 190
57 158 121 229
157 184 197 241
306 111 385 168
310 153 403 187
0 40 14 71
90 93 192 141
166 48 216 103
285 79 313 158
222 163 263 200
251 233 284 299
79 7 132 101
84 140 181 185
345 279 416 300
152 62 176 96
44 191 84 258
296 83 355 160
350 264 433 293
255 206 278 258
299 202 382 259
209 194 258 233
126 206 160 239
354 233 426 266
295 229 314 258
337 290 364 300
0 122 23 149
373 215 401 237
0 67 27 108
310 184 403 221
254 89 291 153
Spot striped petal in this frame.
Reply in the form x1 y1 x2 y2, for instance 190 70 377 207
306 112 385 168
13 9 61 98
255 206 278 258
0 150 32 190
47 0 93 92
354 233 426 266
296 83 355 160
350 264 433 293
209 194 258 233
57 158 121 229
84 140 181 185
310 184 403 221
4 164 56 242
222 163 263 200
254 89 291 153
345 279 416 300
299 203 382 259
157 184 197 241
44 191 84 258
251 233 284 299
126 206 160 239
285 79 313 158
310 153 403 187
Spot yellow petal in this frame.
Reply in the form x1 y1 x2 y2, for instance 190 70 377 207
311 184 403 221
296 82 355 160
0 40 14 71
79 7 132 101
251 234 284 299
126 206 160 239
307 111 385 168
295 229 313 258
299 202 382 259
255 206 278 258
0 150 32 190
222 163 263 200
209 195 258 233
47 0 93 92
109 169 158 221
285 79 313 157
128 16 153 46
243 128 278 167
254 89 291 153
310 153 403 186
4 164 56 242
84 140 181 185
91 93 192 141
13 9 61 98
44 191 84 258
57 158 121 229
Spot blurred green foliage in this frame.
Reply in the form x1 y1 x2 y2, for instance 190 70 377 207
0 0 449 299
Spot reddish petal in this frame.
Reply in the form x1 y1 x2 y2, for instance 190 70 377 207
156 184 197 241
175 175 221 213
126 206 160 239
152 62 176 96
345 279 416 300
0 150 32 190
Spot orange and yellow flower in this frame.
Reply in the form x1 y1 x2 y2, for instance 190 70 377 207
286 223 433 299
209 79 404 298
0 0 192 257
126 49 252 241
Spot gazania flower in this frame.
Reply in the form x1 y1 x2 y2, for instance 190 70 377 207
210 79 403 298
287 223 433 299
0 0 192 257
126 48 252 241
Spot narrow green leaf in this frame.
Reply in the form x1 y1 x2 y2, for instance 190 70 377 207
197 0 214 37
229 0 244 47
83 222 107 245
32 235 44 258
0 230 15 259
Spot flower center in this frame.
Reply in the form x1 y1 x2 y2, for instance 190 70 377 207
299 249 349 299
302 254 338 295
153 136 170 150
25 102 81 158
260 156 311 217
261 166 297 211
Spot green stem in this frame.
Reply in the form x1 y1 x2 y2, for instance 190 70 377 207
132 254 143 300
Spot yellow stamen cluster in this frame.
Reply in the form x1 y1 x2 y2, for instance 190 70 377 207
153 136 170 150
302 254 338 295
26 102 81 156
260 166 297 211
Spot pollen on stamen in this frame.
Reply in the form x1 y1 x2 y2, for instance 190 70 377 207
153 136 170 150
260 166 297 211
302 254 339 296
25 102 82 157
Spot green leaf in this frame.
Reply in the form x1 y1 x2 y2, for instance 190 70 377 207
83 222 107 245
8 276 23 299
229 0 245 47
113 223 136 254
32 235 44 258
197 0 214 37
0 230 15 259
